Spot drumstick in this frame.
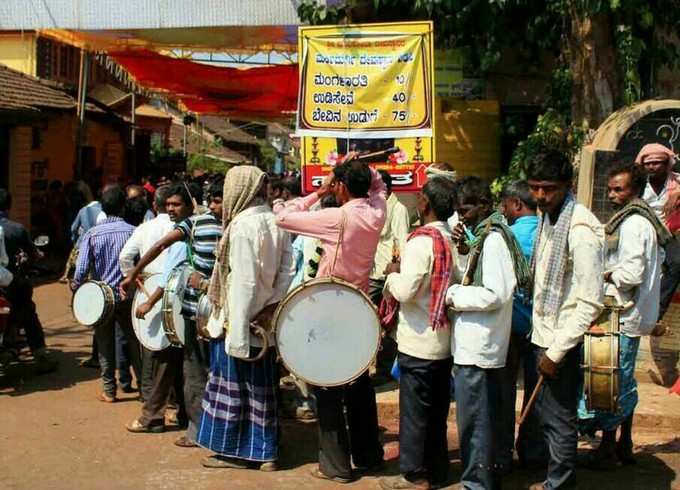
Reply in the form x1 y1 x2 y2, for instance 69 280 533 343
135 278 151 299
518 375 544 427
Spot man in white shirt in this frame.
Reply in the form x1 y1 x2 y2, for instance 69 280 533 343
370 170 411 385
527 150 604 490
198 166 294 471
379 177 455 490
124 185 194 433
446 177 525 490
579 163 665 468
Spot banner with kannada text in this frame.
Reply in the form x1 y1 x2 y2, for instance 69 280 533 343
298 22 436 194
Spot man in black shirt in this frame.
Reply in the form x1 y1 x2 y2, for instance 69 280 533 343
0 188 56 373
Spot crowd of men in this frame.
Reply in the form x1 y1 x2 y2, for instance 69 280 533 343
0 141 678 489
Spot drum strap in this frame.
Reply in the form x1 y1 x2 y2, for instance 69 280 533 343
330 211 346 276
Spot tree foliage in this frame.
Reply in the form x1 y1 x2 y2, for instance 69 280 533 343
298 0 680 184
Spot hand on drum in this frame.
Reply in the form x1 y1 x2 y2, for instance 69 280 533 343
118 276 134 300
136 301 153 319
254 303 278 330
188 272 205 290
538 353 559 379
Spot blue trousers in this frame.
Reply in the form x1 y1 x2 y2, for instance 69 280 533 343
453 364 502 490
533 345 581 489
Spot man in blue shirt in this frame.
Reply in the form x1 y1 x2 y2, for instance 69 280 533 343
497 180 546 472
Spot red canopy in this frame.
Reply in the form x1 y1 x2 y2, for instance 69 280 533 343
110 49 298 118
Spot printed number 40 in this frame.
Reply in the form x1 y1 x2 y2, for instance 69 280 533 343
392 110 408 122
393 92 407 103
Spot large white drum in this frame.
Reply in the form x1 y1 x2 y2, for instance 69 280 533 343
132 273 170 351
161 263 191 346
274 277 381 387
72 280 115 326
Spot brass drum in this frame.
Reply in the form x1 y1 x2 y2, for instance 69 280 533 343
582 298 625 412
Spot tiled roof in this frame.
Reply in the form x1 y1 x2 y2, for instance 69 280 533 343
169 123 248 164
0 62 75 112
199 115 258 145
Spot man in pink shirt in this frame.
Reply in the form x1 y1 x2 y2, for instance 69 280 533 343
275 160 387 483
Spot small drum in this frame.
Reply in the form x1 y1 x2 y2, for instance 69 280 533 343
196 294 224 339
132 273 170 351
273 277 381 387
582 297 630 412
72 280 115 327
161 263 191 346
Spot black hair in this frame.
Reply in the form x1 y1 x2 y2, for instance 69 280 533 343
378 170 392 193
320 194 339 209
333 161 372 198
100 185 126 217
526 149 574 183
281 176 302 198
155 185 170 209
0 188 10 211
500 180 537 211
208 179 224 200
125 196 149 226
608 162 647 195
166 183 193 207
456 176 492 205
187 182 203 204
423 178 457 221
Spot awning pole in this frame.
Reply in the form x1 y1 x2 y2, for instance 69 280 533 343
75 50 90 180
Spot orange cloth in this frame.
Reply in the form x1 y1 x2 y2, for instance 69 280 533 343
634 143 677 165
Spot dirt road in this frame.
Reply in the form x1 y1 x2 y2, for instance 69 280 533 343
1 282 679 489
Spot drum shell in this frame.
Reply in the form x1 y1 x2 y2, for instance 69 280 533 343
131 273 170 351
273 277 381 387
161 263 191 346
583 307 620 412
72 280 115 327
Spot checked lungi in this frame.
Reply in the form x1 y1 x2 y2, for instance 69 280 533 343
197 340 279 462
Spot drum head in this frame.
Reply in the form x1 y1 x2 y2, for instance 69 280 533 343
73 282 106 326
275 279 380 387
132 274 169 351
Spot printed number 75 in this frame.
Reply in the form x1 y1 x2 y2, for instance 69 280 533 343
392 110 407 122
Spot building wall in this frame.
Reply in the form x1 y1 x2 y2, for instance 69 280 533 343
7 126 32 227
435 98 502 180
0 32 36 76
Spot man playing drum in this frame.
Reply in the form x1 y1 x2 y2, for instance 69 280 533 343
378 177 456 490
275 160 386 483
120 182 223 447
123 184 194 433
72 185 142 402
198 166 294 471
579 163 666 468
526 150 604 490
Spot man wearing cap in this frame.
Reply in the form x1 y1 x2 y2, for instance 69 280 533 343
636 143 679 225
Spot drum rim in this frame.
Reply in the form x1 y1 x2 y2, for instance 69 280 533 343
273 276 381 387
131 272 170 351
195 293 218 339
161 262 191 345
71 280 114 326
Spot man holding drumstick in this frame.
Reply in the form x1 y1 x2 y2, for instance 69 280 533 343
275 159 387 484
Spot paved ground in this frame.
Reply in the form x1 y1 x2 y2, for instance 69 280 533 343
1 282 680 489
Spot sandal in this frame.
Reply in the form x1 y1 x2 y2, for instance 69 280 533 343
126 419 164 433
310 468 354 484
174 435 198 448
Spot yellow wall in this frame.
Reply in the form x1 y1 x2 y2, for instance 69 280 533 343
0 33 37 76
435 98 501 180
